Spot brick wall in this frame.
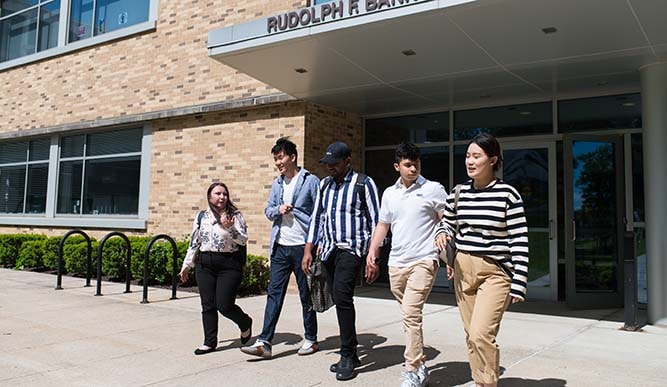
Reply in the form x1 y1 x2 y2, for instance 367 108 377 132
0 0 307 134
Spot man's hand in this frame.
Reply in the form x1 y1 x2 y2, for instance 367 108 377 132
365 254 379 284
178 267 189 283
279 204 293 215
510 296 523 304
446 264 454 280
434 233 450 252
302 250 313 276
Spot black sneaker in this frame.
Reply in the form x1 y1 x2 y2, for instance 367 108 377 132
329 354 361 372
334 355 360 381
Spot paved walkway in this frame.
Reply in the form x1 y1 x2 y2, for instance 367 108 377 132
1 269 665 387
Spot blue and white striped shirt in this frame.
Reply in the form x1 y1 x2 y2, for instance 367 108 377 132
306 169 380 261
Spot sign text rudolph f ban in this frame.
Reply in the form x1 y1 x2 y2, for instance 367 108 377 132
267 0 426 34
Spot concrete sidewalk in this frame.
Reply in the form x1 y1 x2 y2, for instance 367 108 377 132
1 268 664 387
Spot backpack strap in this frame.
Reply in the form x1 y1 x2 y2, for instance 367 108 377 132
354 172 367 213
197 210 206 229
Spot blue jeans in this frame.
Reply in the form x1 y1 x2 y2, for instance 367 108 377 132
257 244 317 344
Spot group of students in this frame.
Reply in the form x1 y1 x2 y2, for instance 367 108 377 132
178 133 529 387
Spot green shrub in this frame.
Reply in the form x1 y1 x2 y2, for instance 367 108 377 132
239 254 270 296
15 240 46 269
43 235 93 271
100 237 133 280
64 241 99 276
130 237 178 285
0 234 46 267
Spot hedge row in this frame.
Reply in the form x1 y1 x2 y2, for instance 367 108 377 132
0 233 269 295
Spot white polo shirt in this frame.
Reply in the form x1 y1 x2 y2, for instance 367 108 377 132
379 175 448 268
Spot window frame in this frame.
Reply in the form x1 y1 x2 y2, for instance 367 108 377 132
0 124 151 229
0 0 157 71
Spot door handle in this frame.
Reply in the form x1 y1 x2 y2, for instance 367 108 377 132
572 220 576 241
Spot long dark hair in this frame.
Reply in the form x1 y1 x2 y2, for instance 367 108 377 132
206 182 238 218
468 133 503 172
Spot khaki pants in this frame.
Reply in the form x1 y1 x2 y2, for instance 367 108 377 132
389 259 438 371
454 251 511 384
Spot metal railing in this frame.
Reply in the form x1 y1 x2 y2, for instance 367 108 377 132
96 232 132 297
141 234 180 303
55 230 93 290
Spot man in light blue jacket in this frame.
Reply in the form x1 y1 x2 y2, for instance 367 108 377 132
241 137 320 359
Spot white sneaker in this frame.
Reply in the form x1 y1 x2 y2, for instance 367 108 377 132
400 371 422 387
240 340 271 358
417 364 429 386
297 339 318 356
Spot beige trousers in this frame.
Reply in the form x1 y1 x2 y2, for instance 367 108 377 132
389 259 438 371
454 251 511 384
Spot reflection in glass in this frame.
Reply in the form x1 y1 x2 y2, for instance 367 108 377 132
420 146 449 191
453 145 468 187
572 141 618 292
0 0 38 17
366 112 449 147
57 160 83 214
94 0 149 35
26 164 48 213
69 0 93 42
0 165 26 213
454 102 552 140
559 93 641 133
504 148 550 286
364 149 395 195
0 7 37 62
82 157 140 215
86 128 142 156
37 0 60 53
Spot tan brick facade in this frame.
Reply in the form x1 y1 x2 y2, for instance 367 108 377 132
0 1 366 261
0 0 307 134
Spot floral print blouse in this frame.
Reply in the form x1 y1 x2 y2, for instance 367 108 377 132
181 209 248 269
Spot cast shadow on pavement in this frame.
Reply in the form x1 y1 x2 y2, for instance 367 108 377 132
428 361 566 387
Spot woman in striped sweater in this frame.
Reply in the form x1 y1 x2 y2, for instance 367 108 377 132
435 133 528 387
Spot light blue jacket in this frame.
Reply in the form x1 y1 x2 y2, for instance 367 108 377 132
265 168 320 257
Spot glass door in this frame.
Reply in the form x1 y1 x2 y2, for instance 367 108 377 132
564 135 624 308
501 142 557 300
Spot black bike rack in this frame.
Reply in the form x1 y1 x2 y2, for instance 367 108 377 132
96 232 132 296
55 230 92 290
141 234 180 304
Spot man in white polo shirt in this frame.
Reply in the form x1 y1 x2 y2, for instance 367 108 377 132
365 142 448 387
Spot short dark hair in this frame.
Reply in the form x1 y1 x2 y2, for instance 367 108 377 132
271 137 298 161
468 133 503 171
394 142 421 163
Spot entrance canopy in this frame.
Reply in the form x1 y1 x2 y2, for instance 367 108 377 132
208 0 667 116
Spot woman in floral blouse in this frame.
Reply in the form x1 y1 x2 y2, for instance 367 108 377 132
179 182 253 355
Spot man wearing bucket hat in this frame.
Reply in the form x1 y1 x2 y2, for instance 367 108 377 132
302 141 380 381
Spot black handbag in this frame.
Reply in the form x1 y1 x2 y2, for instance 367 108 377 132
308 253 334 313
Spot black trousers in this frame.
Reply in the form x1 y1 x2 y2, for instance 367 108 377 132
323 248 362 358
195 251 252 348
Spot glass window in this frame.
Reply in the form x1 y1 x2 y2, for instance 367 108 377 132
0 138 49 214
37 0 59 52
364 149 395 195
453 144 468 186
559 93 641 133
1 0 38 18
0 164 26 213
82 156 140 214
57 128 142 215
0 7 37 62
420 146 449 190
69 0 149 42
366 112 449 147
454 102 552 140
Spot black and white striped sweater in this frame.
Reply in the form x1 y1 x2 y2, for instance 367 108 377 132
436 179 529 300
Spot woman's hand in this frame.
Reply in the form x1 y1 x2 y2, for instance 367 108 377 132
221 213 235 229
510 295 523 304
178 267 189 283
446 264 454 280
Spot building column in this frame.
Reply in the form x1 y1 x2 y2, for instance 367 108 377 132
640 62 667 325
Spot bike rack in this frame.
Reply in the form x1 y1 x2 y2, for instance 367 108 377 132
55 230 92 290
95 232 132 296
141 234 180 304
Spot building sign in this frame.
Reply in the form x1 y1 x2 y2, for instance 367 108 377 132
267 0 428 34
